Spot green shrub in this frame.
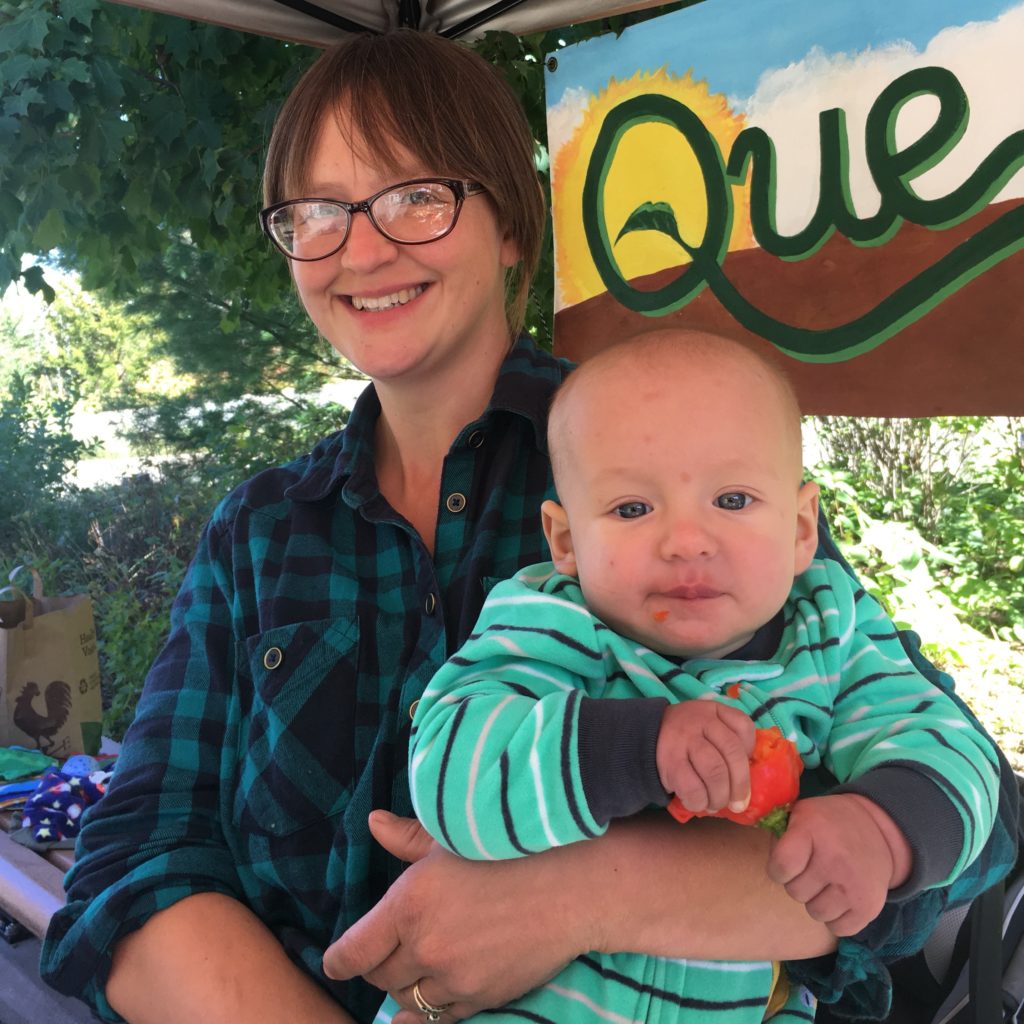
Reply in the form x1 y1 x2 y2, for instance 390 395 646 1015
0 366 98 527
809 417 1024 649
1 396 352 740
1 465 215 739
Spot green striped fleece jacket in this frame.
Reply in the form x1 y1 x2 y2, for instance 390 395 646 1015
398 556 1000 1024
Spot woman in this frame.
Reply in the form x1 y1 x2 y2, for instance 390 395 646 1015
40 29 1017 1024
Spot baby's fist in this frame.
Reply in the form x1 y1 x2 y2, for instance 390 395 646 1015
657 701 755 814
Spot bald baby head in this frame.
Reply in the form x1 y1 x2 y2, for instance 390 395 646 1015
548 330 805 496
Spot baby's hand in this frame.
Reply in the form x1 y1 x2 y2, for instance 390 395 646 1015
657 700 755 814
767 794 909 936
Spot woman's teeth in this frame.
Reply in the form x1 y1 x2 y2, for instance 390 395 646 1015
351 285 424 312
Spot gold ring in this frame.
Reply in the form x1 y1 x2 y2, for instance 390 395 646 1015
412 980 452 1022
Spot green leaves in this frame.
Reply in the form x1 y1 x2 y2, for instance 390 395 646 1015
0 6 51 52
0 0 316 307
32 208 66 251
615 200 687 248
19 264 55 302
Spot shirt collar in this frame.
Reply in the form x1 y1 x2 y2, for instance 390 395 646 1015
284 334 568 505
724 609 785 661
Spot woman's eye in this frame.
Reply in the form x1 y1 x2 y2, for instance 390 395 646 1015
405 188 442 206
613 501 652 519
715 492 753 511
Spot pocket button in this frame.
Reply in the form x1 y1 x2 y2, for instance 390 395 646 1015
263 646 284 670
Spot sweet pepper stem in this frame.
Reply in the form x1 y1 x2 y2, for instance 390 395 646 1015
757 806 790 838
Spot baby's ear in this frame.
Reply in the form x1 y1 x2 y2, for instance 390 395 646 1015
794 481 820 575
541 499 578 576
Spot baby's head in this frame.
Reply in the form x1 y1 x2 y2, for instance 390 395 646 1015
542 329 819 660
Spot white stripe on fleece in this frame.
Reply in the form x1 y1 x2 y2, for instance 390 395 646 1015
465 695 516 859
545 983 643 1024
529 700 560 849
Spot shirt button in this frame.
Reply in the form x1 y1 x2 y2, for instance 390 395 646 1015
263 647 283 670
424 593 436 615
408 699 420 721
467 430 485 448
445 492 467 514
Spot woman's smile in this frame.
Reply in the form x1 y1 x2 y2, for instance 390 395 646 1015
347 283 426 312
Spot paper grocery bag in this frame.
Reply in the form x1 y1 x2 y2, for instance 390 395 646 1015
0 567 102 758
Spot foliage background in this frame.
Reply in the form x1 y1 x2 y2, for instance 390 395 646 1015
1 0 1021 761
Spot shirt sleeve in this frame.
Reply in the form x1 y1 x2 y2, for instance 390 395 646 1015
784 515 1020 1018
814 559 1001 888
410 572 611 859
409 568 696 859
39 508 246 1022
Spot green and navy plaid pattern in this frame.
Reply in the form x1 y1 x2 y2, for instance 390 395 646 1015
38 335 1019 1024
40 337 567 1023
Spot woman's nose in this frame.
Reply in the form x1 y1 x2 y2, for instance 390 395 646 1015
339 210 399 271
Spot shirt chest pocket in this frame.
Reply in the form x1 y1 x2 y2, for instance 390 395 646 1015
233 616 360 839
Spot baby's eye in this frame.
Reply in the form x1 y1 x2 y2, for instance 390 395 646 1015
613 501 652 519
715 492 753 511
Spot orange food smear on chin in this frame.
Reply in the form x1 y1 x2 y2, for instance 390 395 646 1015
653 610 669 622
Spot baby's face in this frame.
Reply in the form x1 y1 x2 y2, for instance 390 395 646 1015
547 354 818 660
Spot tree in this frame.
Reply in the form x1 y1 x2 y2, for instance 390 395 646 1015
0 363 97 524
0 0 312 310
46 280 192 409
122 237 345 403
0 297 43 389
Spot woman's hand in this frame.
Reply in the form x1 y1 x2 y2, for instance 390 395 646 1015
323 811 582 1021
324 810 835 1022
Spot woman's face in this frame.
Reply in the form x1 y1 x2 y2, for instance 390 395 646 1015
290 115 519 387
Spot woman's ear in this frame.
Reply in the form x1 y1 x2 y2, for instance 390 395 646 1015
500 230 520 270
794 481 821 576
541 499 578 576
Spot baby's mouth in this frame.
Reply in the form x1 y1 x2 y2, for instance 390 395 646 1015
349 284 425 312
663 584 722 600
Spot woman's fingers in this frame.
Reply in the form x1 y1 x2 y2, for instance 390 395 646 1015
390 979 461 1023
323 813 436 984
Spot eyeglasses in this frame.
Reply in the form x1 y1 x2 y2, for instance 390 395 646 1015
260 178 487 262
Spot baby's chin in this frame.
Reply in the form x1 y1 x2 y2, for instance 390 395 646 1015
630 621 757 661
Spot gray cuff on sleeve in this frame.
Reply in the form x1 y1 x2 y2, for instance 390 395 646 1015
835 763 964 899
578 696 672 825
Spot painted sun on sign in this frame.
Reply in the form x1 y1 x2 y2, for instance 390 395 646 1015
553 68 755 309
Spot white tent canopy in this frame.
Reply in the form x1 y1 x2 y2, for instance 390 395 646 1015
105 0 671 46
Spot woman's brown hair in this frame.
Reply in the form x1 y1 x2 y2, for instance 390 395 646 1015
263 30 545 339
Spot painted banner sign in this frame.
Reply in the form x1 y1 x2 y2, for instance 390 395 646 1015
545 0 1024 414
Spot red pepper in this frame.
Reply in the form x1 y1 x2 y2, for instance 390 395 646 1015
666 726 803 837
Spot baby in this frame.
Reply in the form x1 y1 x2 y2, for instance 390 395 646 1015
390 330 999 1024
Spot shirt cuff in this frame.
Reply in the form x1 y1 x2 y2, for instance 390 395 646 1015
834 762 964 898
577 696 671 824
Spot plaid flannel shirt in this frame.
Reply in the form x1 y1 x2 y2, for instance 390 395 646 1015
40 335 1019 1023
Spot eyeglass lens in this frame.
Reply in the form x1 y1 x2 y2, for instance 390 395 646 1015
269 181 461 259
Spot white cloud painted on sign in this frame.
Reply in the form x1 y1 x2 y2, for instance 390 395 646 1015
734 5 1024 233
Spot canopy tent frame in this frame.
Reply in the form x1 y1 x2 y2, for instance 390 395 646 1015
104 0 675 47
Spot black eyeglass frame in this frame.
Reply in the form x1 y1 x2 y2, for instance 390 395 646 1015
259 178 487 262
